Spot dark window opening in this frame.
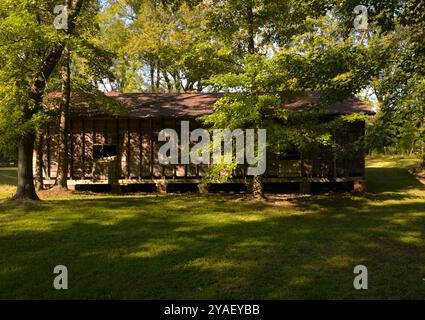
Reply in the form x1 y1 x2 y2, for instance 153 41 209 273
93 144 117 160
277 145 301 161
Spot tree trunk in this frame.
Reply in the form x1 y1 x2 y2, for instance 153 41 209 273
252 175 265 199
155 60 161 90
150 60 155 92
13 132 39 201
197 81 203 92
247 4 255 54
173 72 182 93
35 133 44 191
11 0 84 201
421 115 425 168
245 2 263 198
163 72 172 92
56 47 71 190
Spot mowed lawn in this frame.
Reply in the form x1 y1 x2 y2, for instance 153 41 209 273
0 156 424 299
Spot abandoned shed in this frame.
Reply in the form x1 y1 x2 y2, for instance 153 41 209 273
36 92 375 193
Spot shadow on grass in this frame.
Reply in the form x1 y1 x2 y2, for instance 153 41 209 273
0 168 17 186
0 162 424 299
0 191 424 299
366 167 425 194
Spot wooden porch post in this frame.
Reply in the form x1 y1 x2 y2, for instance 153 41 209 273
126 118 131 179
150 118 154 178
47 124 51 179
138 119 143 179
82 118 86 180
69 119 74 180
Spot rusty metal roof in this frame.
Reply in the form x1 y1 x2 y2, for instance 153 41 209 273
48 91 375 118
103 92 221 118
280 91 375 115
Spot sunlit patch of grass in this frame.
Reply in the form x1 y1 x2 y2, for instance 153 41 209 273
126 243 182 259
0 167 17 199
0 185 15 199
0 156 424 299
366 155 421 169
398 232 423 245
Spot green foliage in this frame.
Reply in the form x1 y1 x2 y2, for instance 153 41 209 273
206 0 328 52
100 1 237 92
363 2 425 159
202 29 375 181
0 0 107 155
0 1 56 156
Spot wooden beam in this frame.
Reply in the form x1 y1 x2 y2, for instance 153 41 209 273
82 118 86 180
36 131 45 187
149 118 154 178
332 129 337 179
93 119 96 145
92 119 96 179
138 119 142 179
115 118 120 179
300 182 312 194
161 117 165 177
104 119 108 144
70 118 74 179
126 118 131 178
300 153 304 178
191 120 200 178
243 162 247 179
184 118 188 178
333 151 337 179
46 124 51 179
173 117 177 179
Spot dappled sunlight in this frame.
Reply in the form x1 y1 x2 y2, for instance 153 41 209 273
316 255 358 269
126 243 182 259
397 232 424 245
184 257 254 272
366 155 421 169
0 185 15 199
288 275 313 288
0 168 16 199
383 211 425 226
0 156 425 298
232 239 276 248
406 188 425 198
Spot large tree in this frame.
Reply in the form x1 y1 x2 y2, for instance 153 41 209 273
0 0 87 200
53 1 114 190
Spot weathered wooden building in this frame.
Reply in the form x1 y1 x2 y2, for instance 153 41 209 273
36 92 375 193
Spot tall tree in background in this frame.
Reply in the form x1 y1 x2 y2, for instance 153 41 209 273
99 0 237 92
354 0 425 162
398 0 425 165
54 1 114 190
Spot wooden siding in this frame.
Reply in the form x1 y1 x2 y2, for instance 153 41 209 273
36 117 366 183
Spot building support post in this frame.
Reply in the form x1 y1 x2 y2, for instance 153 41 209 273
353 180 366 192
156 180 168 194
300 181 312 194
198 183 209 194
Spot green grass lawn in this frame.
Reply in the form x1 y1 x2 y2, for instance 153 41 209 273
0 167 17 199
0 156 424 299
